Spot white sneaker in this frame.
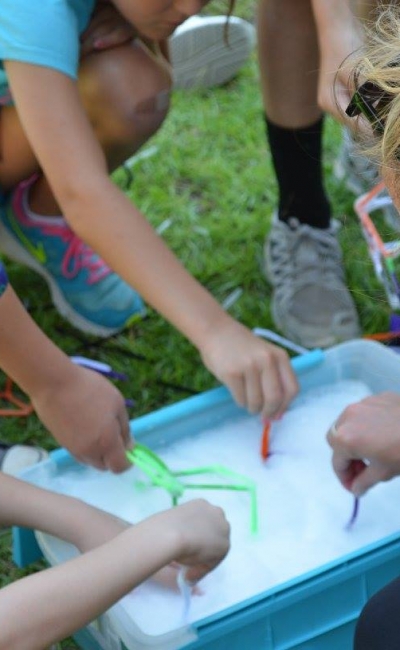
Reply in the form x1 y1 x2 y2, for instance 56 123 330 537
169 15 256 90
334 128 400 231
0 443 48 476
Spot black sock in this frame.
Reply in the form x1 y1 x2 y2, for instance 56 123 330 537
265 116 331 228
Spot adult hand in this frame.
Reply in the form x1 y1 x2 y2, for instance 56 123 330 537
200 318 298 420
327 392 400 496
31 364 131 473
80 0 137 57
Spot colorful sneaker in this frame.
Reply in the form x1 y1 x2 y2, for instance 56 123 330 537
264 215 361 349
170 15 256 90
0 176 145 337
334 128 400 231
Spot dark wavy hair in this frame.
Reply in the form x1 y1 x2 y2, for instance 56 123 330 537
225 0 238 41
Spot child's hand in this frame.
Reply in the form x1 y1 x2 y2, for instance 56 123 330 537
165 499 230 584
151 564 203 594
31 364 131 473
74 504 201 593
80 0 137 57
199 318 298 421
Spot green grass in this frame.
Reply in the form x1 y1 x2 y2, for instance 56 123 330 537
0 1 395 647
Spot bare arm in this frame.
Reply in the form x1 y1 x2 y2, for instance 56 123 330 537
0 473 229 650
5 61 299 420
0 472 127 545
311 0 362 120
0 280 130 471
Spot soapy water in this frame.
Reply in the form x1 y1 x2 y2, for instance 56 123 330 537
32 380 400 638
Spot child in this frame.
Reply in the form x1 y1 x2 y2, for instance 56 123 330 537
0 261 230 645
0 0 298 422
0 469 230 650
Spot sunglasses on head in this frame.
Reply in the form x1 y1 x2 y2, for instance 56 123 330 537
346 81 393 134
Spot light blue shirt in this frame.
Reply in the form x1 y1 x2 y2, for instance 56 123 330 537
0 0 96 82
0 1 96 200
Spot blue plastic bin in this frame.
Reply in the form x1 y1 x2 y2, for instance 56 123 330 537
13 340 400 650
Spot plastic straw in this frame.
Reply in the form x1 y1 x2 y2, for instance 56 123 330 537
253 327 310 355
261 422 271 461
177 568 192 623
354 182 400 309
126 445 183 498
126 446 258 534
346 497 360 530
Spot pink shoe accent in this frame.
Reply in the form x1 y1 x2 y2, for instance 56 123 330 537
11 176 111 285
61 232 110 285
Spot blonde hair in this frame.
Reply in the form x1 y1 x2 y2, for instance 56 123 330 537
348 4 400 169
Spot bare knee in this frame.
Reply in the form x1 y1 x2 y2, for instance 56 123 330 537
79 41 172 165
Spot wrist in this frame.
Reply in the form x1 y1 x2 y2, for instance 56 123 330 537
188 305 236 355
71 503 129 552
28 357 81 403
145 509 187 564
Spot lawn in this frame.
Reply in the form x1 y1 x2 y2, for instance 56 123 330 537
0 1 393 648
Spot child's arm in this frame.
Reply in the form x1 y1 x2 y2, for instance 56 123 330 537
0 473 229 650
0 272 131 472
5 61 299 421
0 471 127 547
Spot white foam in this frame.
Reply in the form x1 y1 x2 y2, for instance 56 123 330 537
33 380 400 638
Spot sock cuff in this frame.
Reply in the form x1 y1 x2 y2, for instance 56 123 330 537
264 113 330 227
264 114 325 136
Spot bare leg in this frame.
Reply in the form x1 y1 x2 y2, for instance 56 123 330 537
258 0 320 128
0 40 171 335
0 40 172 215
260 0 360 348
258 0 329 226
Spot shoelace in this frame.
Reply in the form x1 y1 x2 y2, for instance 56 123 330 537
40 222 111 285
271 222 343 284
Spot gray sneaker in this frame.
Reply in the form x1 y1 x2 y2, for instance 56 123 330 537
264 216 361 349
334 129 400 231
